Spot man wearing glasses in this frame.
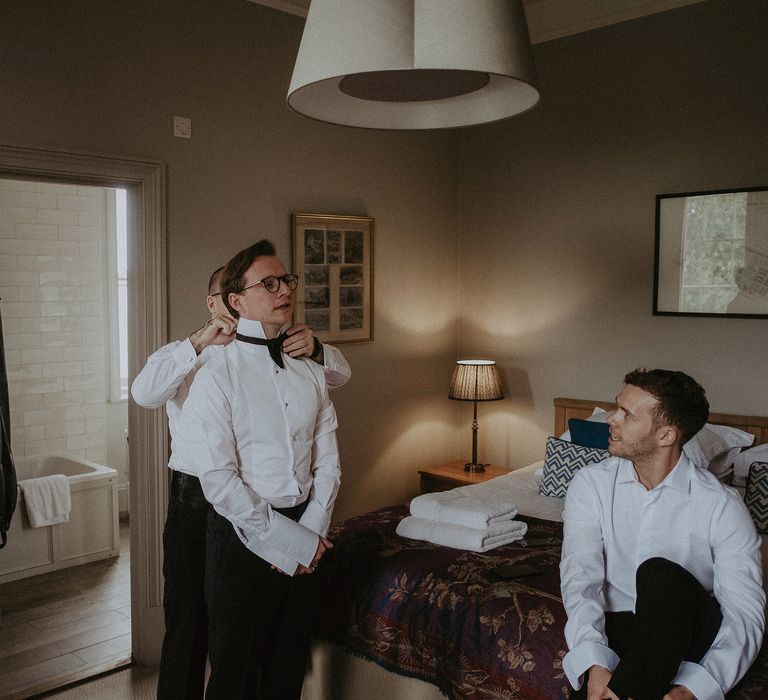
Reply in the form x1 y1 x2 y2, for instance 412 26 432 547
179 239 342 699
131 257 349 700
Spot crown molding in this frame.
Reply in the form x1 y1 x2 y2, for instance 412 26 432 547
522 0 704 43
246 0 704 43
248 0 309 18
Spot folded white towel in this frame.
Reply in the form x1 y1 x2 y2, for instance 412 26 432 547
18 474 71 528
396 515 527 552
410 490 518 529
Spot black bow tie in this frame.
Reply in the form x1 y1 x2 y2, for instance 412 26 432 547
235 332 288 368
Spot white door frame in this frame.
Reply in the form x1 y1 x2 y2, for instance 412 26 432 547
0 143 168 664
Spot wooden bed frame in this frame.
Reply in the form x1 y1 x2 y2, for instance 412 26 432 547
554 397 768 446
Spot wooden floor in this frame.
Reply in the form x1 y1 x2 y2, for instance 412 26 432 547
35 664 157 700
0 522 132 700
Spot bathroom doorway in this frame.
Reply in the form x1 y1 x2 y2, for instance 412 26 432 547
0 178 131 697
0 144 168 696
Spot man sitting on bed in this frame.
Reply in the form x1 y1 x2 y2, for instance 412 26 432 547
561 368 764 700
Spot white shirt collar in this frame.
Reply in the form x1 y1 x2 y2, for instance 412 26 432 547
236 317 290 340
617 452 692 494
236 317 267 339
663 452 694 494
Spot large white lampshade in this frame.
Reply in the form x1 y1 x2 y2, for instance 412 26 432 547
287 0 539 130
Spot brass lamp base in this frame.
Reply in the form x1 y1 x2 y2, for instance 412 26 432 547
464 462 487 473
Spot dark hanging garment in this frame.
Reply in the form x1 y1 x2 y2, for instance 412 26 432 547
0 301 17 548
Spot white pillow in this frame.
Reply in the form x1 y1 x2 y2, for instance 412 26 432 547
733 444 768 485
684 424 755 475
559 407 612 441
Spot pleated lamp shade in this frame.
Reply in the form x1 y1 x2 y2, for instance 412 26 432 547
287 0 539 130
449 360 504 402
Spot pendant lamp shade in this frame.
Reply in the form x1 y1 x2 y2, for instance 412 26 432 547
287 0 539 130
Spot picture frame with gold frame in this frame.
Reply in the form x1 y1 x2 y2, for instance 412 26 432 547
292 213 374 343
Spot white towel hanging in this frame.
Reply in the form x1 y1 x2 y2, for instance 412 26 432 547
18 474 71 528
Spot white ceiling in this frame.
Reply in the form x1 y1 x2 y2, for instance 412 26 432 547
247 0 703 44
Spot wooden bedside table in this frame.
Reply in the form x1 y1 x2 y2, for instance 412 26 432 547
418 460 508 494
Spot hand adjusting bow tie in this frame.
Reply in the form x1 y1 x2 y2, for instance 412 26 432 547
235 332 289 368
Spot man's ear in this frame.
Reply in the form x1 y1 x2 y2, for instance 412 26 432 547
228 292 243 316
657 425 679 448
206 295 216 314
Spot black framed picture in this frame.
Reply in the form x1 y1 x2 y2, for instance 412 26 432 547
654 186 768 318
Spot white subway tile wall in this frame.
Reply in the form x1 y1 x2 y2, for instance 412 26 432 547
0 179 108 463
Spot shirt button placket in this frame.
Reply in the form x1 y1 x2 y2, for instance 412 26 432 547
636 488 655 567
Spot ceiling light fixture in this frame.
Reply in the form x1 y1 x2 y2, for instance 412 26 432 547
287 0 539 130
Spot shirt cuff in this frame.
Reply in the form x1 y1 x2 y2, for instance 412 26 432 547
175 337 198 366
563 642 620 690
262 511 319 568
672 661 724 700
234 525 299 576
299 500 331 536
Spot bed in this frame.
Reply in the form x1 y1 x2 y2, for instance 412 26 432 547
302 398 768 700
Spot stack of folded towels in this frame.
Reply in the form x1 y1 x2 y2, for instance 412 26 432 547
396 476 527 552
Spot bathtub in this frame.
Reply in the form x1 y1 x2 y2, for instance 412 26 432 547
0 455 120 584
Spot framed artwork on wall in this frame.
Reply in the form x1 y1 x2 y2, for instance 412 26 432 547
292 213 374 343
654 186 768 318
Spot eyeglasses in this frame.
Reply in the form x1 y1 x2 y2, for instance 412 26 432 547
240 274 299 295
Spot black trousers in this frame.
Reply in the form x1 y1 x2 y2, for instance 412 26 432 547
571 557 723 700
204 504 316 700
157 471 210 700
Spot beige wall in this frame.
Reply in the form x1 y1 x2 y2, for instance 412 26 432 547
458 0 768 470
1 0 765 517
0 0 460 518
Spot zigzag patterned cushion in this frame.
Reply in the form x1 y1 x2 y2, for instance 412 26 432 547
538 436 609 498
745 461 768 534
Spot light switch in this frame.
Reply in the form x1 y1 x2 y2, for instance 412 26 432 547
173 116 192 139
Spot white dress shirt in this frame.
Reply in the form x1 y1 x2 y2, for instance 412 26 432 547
316 342 352 389
561 454 765 700
179 318 341 576
130 333 350 474
130 338 216 474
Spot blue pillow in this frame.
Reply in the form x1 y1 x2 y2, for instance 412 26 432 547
568 418 610 450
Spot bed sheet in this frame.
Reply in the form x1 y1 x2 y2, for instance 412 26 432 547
488 461 565 522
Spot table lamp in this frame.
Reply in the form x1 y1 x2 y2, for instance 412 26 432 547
449 360 504 472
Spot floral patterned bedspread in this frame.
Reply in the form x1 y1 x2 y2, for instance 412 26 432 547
316 505 768 700
316 505 570 699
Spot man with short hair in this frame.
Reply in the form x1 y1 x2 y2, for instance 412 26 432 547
180 239 341 699
561 369 764 700
131 262 349 700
